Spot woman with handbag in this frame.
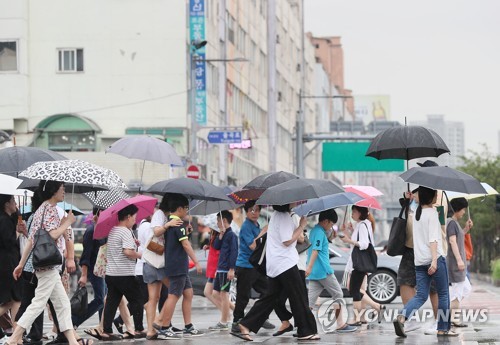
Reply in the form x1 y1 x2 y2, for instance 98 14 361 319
144 195 182 339
340 205 385 325
8 181 92 345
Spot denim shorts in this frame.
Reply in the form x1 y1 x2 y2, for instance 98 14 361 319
167 274 192 296
143 262 166 284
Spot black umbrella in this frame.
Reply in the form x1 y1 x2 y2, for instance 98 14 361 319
399 167 487 194
256 178 344 206
366 125 450 161
146 178 231 201
233 171 299 200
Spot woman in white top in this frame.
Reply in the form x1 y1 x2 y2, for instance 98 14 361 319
341 205 385 325
393 186 456 338
233 204 319 341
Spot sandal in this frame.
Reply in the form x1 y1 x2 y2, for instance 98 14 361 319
76 339 93 345
146 333 159 340
133 332 147 339
99 333 123 341
122 331 135 340
452 322 468 328
437 330 459 337
230 332 253 341
348 321 362 327
298 334 320 341
83 329 101 341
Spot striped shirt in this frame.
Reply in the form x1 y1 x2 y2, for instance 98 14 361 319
106 226 137 276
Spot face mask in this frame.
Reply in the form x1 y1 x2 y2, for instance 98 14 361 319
410 200 419 212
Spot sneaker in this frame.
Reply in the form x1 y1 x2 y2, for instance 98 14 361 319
424 321 438 335
231 322 241 333
335 324 357 333
405 320 422 333
262 319 275 330
183 325 204 337
158 328 181 340
208 322 229 331
0 335 8 345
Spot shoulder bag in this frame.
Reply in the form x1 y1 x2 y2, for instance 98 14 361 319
249 233 267 276
142 235 165 269
70 286 88 317
93 244 107 277
351 223 377 273
32 206 63 270
387 203 407 256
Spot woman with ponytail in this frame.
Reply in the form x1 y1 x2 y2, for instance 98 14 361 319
340 205 385 325
393 186 455 338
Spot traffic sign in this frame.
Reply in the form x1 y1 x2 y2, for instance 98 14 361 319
207 130 242 144
186 165 200 179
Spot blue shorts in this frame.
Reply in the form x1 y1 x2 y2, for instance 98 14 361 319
143 262 166 284
213 271 231 292
167 275 192 297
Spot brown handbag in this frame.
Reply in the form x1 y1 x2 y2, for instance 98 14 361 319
146 237 164 255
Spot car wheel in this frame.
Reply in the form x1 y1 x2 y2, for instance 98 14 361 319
367 270 397 304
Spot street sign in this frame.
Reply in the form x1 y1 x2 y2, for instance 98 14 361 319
186 165 200 179
207 131 242 144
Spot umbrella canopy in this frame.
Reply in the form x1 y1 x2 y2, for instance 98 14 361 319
11 189 34 197
84 188 131 209
233 171 299 200
399 166 487 194
0 173 23 195
146 178 231 201
366 125 450 160
189 199 237 216
344 185 383 210
292 192 364 217
19 160 127 189
256 178 344 206
20 202 85 216
94 195 157 239
0 147 67 176
445 182 498 200
106 135 183 166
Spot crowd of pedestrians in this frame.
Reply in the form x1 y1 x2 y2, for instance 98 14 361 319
0 164 476 343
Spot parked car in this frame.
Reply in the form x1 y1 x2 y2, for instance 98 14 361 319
189 242 402 304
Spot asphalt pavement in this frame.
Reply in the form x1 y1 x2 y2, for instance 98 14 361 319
54 277 500 344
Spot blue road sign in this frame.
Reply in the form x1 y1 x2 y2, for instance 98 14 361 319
207 131 242 144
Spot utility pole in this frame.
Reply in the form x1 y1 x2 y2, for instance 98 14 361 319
218 0 227 185
267 0 277 172
296 0 306 177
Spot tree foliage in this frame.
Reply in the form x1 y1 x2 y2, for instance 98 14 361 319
458 145 500 273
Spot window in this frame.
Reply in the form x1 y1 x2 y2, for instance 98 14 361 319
227 15 235 44
57 48 84 72
0 41 18 72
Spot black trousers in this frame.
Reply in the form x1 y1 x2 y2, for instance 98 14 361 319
240 266 317 337
16 271 61 340
113 276 148 332
349 269 367 302
233 266 291 323
103 276 143 334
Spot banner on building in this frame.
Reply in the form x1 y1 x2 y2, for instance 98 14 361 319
189 0 207 126
354 95 391 124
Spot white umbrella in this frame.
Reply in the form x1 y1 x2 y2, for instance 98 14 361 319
0 173 23 195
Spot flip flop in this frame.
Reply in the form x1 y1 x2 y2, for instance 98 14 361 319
133 332 147 339
298 334 320 341
122 331 135 340
83 329 101 341
76 339 93 345
99 333 123 341
452 322 468 328
230 332 253 341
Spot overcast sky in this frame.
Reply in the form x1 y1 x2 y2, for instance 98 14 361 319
305 0 500 155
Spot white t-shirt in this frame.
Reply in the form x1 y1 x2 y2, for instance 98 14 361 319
106 226 137 276
291 213 307 271
151 209 168 229
266 211 298 278
413 208 445 266
135 220 153 276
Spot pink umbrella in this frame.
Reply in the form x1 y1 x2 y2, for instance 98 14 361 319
344 185 383 210
93 195 157 239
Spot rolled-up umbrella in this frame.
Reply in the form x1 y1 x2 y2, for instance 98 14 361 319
256 178 344 206
399 166 487 194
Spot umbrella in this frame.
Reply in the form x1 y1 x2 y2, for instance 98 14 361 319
83 188 131 209
19 160 127 189
445 182 498 200
0 147 67 176
365 125 450 161
232 171 300 200
399 166 487 194
20 202 85 216
106 135 183 188
256 178 344 206
292 192 364 217
146 178 231 201
93 195 157 239
11 189 34 197
344 185 383 210
0 173 23 195
189 199 237 216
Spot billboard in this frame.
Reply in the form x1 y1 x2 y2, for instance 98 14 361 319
354 95 391 124
189 0 207 126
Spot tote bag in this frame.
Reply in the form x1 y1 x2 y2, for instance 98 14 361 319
93 244 107 277
32 206 63 270
142 235 165 269
249 233 267 276
387 204 407 257
351 223 377 273
70 286 88 317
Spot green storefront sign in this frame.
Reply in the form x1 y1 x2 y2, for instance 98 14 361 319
322 142 404 172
